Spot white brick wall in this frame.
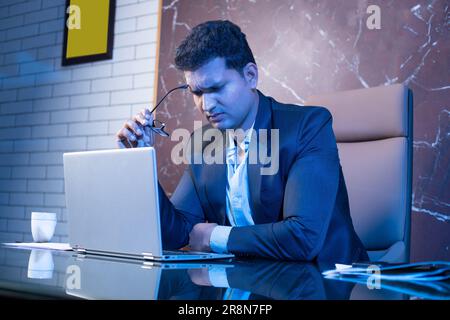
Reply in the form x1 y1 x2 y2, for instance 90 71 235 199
0 0 159 242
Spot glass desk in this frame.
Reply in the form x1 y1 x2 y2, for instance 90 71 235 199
0 245 433 300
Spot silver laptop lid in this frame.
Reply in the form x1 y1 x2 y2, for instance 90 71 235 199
63 147 162 258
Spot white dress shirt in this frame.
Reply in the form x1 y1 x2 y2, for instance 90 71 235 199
210 124 255 253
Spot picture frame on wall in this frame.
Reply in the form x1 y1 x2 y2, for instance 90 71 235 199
62 0 116 66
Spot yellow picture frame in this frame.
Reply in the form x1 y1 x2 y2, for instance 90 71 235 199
62 0 116 66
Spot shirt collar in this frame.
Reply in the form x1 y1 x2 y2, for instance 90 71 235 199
226 122 255 150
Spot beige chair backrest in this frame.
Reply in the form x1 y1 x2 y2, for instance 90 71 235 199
306 84 413 263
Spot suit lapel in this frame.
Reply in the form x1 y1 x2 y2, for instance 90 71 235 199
202 129 227 225
248 91 274 224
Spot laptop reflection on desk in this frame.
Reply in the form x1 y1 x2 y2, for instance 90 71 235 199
65 254 161 300
63 147 234 261
64 254 233 300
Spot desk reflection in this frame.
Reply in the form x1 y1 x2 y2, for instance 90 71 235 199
64 255 354 300
27 249 54 280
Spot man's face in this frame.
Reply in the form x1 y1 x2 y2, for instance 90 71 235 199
184 57 258 130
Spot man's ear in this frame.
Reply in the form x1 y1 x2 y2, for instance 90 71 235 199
243 63 258 89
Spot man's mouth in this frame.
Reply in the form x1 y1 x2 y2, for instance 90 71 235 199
207 112 225 122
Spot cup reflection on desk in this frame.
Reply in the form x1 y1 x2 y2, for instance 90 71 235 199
27 249 54 279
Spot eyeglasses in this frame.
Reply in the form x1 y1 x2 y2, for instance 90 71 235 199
147 84 189 137
149 119 169 137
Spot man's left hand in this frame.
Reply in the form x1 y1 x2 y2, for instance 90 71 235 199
189 223 218 252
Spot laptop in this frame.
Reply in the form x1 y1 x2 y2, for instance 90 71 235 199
63 147 234 261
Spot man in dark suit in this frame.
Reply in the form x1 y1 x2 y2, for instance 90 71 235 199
116 20 368 263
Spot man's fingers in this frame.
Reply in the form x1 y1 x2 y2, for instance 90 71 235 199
116 127 128 148
117 127 137 144
117 136 133 148
117 140 126 149
134 112 149 127
143 126 150 144
125 119 143 137
143 124 155 146
137 139 146 148
137 109 154 127
143 108 154 121
115 109 156 149
117 139 131 149
139 109 155 146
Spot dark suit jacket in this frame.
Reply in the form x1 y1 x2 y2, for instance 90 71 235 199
158 90 368 263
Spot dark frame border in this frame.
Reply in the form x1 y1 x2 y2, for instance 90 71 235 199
62 0 116 66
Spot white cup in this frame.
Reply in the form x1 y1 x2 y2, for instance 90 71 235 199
27 249 54 279
31 212 57 243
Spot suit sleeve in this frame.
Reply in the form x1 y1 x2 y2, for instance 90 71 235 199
159 165 205 250
227 108 340 260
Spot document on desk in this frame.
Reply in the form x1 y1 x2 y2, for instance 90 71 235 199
2 242 72 251
323 261 450 282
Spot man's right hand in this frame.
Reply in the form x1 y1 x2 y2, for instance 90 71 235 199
116 108 155 148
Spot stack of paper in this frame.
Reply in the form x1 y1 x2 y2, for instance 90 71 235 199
2 242 72 251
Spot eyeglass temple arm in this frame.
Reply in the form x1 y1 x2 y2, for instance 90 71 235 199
149 84 189 114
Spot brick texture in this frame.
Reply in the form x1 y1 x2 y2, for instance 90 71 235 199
0 0 158 242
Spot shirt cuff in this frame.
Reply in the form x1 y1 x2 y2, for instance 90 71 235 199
210 226 232 254
208 267 230 288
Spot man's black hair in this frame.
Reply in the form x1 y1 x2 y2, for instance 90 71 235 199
174 20 256 74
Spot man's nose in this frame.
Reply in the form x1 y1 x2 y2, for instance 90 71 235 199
202 93 216 113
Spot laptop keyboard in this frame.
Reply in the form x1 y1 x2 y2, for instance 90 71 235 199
164 250 209 255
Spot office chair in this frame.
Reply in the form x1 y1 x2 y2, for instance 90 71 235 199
305 84 413 263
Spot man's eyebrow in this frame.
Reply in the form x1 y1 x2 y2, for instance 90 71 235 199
189 81 224 93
